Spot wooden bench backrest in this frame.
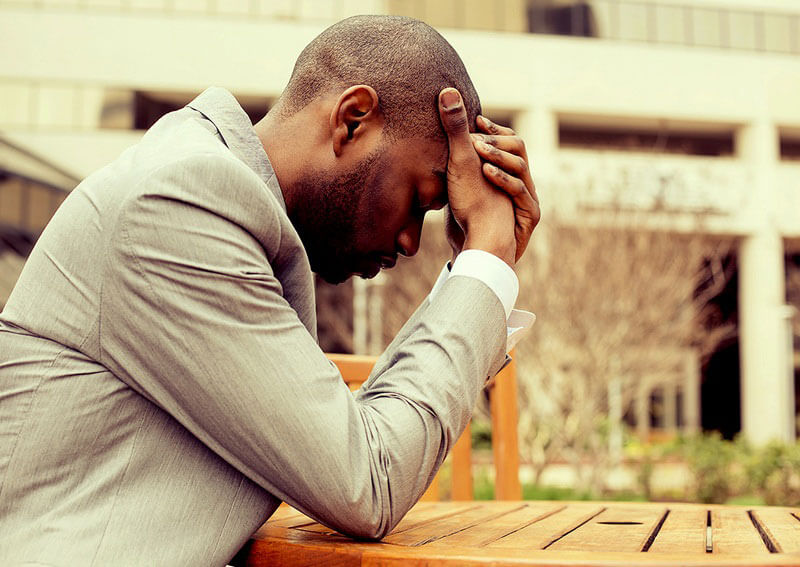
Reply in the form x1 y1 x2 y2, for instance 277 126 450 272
326 353 521 501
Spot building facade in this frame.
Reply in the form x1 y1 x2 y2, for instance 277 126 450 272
1 0 799 443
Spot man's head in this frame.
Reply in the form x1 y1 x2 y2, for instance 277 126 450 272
261 15 481 284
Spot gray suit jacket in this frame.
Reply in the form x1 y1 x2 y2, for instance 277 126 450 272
0 88 507 566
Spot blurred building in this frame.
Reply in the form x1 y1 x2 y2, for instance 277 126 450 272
1 0 799 444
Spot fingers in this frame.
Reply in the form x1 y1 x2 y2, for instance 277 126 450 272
438 88 474 163
475 115 541 262
483 162 536 214
483 162 540 261
473 135 537 203
471 133 528 161
477 115 515 137
474 140 528 179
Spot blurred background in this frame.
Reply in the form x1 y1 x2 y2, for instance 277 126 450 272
1 0 799 505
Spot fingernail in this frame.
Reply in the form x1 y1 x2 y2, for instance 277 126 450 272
440 89 461 110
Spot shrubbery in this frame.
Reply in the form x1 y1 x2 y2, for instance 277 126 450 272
639 434 800 505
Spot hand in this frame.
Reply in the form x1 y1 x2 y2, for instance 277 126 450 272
444 205 464 265
438 88 515 267
471 116 540 262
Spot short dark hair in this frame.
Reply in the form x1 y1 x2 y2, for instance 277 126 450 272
278 15 482 141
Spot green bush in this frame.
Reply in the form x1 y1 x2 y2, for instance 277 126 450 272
522 484 593 501
470 420 492 451
675 434 800 505
743 441 800 506
677 433 742 504
472 467 494 500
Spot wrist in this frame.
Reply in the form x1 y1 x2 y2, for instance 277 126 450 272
463 236 515 268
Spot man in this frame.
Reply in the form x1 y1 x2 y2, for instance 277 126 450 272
0 15 538 566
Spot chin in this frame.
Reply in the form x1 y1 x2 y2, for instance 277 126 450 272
320 272 352 285
313 262 353 285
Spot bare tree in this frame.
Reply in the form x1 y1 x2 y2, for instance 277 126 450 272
314 206 737 496
514 212 735 494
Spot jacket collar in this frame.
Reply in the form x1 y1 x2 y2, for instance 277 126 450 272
187 87 286 213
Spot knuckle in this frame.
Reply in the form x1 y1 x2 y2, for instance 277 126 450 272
444 109 469 132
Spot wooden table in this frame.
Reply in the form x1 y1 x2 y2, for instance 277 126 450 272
233 500 800 566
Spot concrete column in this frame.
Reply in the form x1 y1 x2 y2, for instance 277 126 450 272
512 105 558 208
635 381 651 441
737 115 794 444
513 105 559 268
682 351 701 434
608 376 623 463
663 380 677 432
739 231 794 443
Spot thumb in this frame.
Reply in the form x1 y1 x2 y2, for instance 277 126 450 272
438 88 472 160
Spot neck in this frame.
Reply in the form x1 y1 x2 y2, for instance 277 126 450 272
254 108 313 218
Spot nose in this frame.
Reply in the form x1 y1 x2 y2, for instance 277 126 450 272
396 216 423 257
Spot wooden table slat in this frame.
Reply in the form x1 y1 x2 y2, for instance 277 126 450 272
645 507 708 554
429 502 565 547
751 508 800 553
547 505 667 552
296 502 479 536
486 503 605 549
241 501 800 566
382 502 522 546
255 507 312 532
389 502 480 536
711 508 771 554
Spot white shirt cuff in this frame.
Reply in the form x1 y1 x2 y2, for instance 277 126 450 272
450 249 518 319
427 252 535 353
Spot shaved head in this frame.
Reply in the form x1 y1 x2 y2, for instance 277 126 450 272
278 15 482 141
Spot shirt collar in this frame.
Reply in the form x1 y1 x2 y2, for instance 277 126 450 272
187 87 286 212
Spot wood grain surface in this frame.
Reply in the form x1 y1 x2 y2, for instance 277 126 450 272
234 501 800 566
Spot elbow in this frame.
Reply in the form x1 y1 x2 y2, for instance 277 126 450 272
324 484 404 541
333 504 396 541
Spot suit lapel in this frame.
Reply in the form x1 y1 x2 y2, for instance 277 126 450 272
186 88 318 341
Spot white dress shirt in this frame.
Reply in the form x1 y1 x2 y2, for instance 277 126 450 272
429 249 535 352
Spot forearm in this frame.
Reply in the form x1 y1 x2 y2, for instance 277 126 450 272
352 277 506 525
102 166 506 539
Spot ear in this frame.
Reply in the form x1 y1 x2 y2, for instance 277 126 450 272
329 85 381 157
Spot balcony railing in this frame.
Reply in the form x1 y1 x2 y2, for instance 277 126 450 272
1 0 797 56
553 149 752 217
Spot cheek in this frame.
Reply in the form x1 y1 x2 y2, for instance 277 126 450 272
368 179 414 235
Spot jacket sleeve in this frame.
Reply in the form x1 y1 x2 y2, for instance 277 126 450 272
100 153 507 539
